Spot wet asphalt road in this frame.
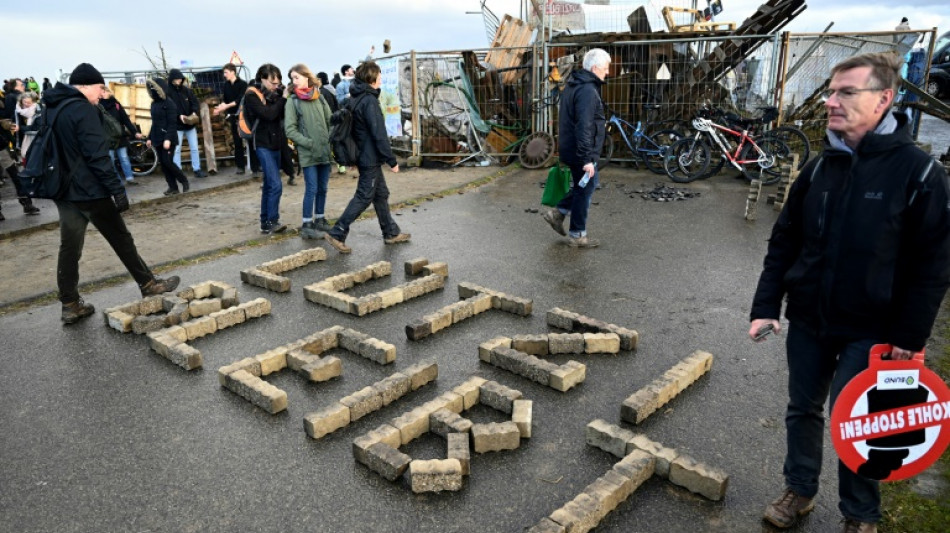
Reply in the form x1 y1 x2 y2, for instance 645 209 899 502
0 166 882 533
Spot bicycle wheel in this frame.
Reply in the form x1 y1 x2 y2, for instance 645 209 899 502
640 129 681 175
768 126 810 169
599 125 615 167
666 137 711 183
128 140 158 176
740 137 789 185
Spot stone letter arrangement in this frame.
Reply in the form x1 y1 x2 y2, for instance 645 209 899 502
621 351 713 424
406 281 533 340
546 307 639 351
352 376 533 493
304 259 446 316
240 247 327 293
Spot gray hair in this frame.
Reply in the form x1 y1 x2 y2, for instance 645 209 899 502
583 48 611 71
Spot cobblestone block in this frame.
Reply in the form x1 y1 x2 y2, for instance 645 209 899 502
620 389 657 426
301 356 342 382
549 492 600 533
400 279 427 300
302 247 327 263
512 334 549 355
266 273 291 293
449 300 474 323
139 295 165 314
223 369 287 413
526 518 567 533
421 274 446 293
349 295 382 316
372 372 411 406
402 361 438 390
217 288 239 309
491 348 555 386
163 303 190 326
405 320 432 341
340 386 383 422
600 469 639 507
329 293 357 313
478 380 523 413
353 424 402 466
605 325 638 351
378 287 405 309
512 399 532 438
188 298 222 317
548 333 585 354
304 402 351 439
132 314 167 335
107 311 135 333
456 281 481 299
583 333 621 354
392 407 430 445
254 349 287 376
452 376 486 409
624 434 672 476
303 285 330 305
360 442 410 481
369 261 392 278
421 261 448 278
478 336 512 362
586 419 636 459
209 307 245 330
447 432 470 476
358 337 396 365
240 268 262 286
470 292 493 314
405 257 429 275
621 352 713 425
410 459 463 493
303 328 340 353
162 295 187 312
550 361 587 392
164 325 188 343
668 455 729 501
181 315 217 340
147 331 180 358
574 315 609 333
240 298 271 319
286 348 318 372
546 307 577 330
437 391 464 414
496 294 532 316
338 328 369 353
218 357 261 385
175 286 196 301
472 421 521 453
612 449 656 490
429 408 473 437
424 308 453 333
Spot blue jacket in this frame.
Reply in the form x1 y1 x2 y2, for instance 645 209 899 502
557 69 606 167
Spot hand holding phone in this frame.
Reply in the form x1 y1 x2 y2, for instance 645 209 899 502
753 323 774 341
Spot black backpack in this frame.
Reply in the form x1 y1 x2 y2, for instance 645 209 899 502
20 100 82 200
99 104 124 149
329 94 364 167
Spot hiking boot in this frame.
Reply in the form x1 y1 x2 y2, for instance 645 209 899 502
542 208 566 236
763 488 815 529
194 170 208 178
140 276 181 297
568 235 599 248
299 221 322 240
163 188 179 196
182 180 190 192
62 298 95 324
384 233 411 244
324 233 351 254
840 519 877 533
19 197 40 215
313 218 332 232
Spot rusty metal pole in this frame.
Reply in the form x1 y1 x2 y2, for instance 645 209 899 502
775 31 790 126
409 50 422 166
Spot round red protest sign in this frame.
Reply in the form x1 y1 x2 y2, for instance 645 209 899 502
831 345 950 481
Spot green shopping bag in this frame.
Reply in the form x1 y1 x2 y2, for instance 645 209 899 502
541 163 571 207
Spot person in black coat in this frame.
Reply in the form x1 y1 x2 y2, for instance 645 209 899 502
147 77 189 195
214 63 259 175
244 63 287 234
101 88 142 184
316 72 339 113
0 77 40 215
323 61 408 254
46 63 180 324
167 68 206 177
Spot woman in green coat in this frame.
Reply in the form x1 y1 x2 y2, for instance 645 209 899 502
285 64 333 239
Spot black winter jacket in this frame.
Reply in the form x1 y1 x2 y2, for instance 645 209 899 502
43 83 124 201
147 78 179 146
100 96 137 145
349 79 396 169
244 81 286 151
557 69 606 167
167 73 200 131
751 113 950 351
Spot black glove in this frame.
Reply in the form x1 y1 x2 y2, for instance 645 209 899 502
113 192 130 213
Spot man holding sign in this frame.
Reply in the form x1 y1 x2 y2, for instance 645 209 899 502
748 52 950 532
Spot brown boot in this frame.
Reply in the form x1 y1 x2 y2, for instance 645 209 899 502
324 233 351 254
62 298 95 324
763 488 815 529
140 276 181 296
840 518 877 533
383 233 411 244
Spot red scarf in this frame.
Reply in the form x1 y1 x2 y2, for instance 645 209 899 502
294 86 318 101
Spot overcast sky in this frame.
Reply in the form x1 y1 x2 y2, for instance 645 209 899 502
2 0 947 83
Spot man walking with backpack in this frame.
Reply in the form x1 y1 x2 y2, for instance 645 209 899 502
40 63 180 324
323 61 409 254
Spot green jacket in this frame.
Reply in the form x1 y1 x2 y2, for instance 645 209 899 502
284 94 333 167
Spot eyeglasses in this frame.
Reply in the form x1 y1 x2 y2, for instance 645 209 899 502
820 87 884 101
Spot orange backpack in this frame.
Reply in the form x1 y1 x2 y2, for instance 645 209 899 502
236 86 264 140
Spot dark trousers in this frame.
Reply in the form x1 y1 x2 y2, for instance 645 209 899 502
556 164 599 237
783 324 881 523
158 145 188 192
229 118 259 172
328 165 400 242
55 198 154 304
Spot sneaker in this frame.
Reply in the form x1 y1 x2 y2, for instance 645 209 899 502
125 179 140 186
300 221 322 240
140 276 180 297
163 188 180 196
61 298 95 324
542 208 566 236
840 519 877 533
384 233 411 244
763 488 815 529
313 218 332 232
261 222 273 234
324 233 352 254
194 170 208 178
568 235 599 248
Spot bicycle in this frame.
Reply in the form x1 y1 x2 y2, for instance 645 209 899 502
127 138 158 176
599 104 683 174
720 105 810 170
665 108 791 185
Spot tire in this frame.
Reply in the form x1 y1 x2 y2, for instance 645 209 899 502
641 129 681 174
768 126 810 169
740 137 789 185
518 131 556 169
666 137 711 183
599 125 615 167
127 140 158 176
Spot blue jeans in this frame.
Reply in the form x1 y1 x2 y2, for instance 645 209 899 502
556 165 599 238
302 163 331 220
174 128 201 171
328 165 400 242
256 147 282 224
109 146 134 181
784 324 881 523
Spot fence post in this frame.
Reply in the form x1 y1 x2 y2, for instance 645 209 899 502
409 50 422 167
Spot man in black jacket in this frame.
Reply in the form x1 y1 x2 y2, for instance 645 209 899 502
542 48 609 248
323 61 409 254
214 63 259 176
167 69 207 177
750 52 950 533
46 63 180 324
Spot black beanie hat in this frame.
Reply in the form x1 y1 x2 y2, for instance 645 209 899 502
68 63 105 85
169 69 185 81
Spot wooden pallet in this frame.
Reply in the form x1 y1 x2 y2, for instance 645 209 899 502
484 15 534 85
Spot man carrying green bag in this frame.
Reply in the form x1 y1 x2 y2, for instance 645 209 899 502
541 162 571 207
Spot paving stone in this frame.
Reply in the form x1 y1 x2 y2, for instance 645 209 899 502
605 325 639 351
338 328 369 353
526 517 567 533
132 314 167 335
264 273 291 293
549 492 600 533
361 442 410 481
300 356 342 382
421 261 448 278
574 316 609 333
304 402 351 439
163 303 190 326
405 320 432 341
549 361 587 392
147 331 180 358
352 424 403 466
478 380 523 413
161 295 187 312
391 407 430 445
401 279 428 300
254 349 287 376
410 459 463 493
447 432 470 476
601 469 639 506
490 348 554 386
175 286 196 300
405 257 429 275
429 408 473 438
472 421 521 453
350 265 375 284
217 287 240 308
350 295 383 316
218 357 261 385
181 315 217 340
621 351 713 425
358 337 396 365
546 307 577 330
668 455 729 501
496 294 532 316
329 293 357 314
370 261 392 278
223 369 287 413
437 391 464 414
424 307 453 333
582 476 629 523
421 274 446 293
340 386 384 421
479 336 512 362
139 295 165 314
209 307 245 330
402 361 438 390
620 389 658 425
240 298 272 319
452 376 487 410
470 292 493 314
377 287 405 309
456 281 484 299
107 311 134 333
188 298 222 317
583 333 621 354
548 333 585 354
512 334 549 355
286 348 319 372
624 434 674 477
163 325 188 343
512 399 532 438
586 419 637 459
449 300 474 323
302 247 327 263
612 449 656 491
303 285 330 305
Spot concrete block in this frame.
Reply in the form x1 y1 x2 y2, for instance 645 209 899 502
410 459 463 493
401 279 427 300
478 380 523 414
402 361 438 390
218 288 239 309
188 298 222 317
470 292 493 314
526 518 567 533
147 331 180 358
405 320 431 341
218 357 261 385
337 328 368 353
175 286 196 300
549 492 600 533
300 356 342 382
240 298 272 319
586 419 636 459
254 349 287 376
328 293 356 314
550 361 586 392
456 281 483 299
491 348 554 386
163 303 190 326
163 325 188 343
472 421 521 453
624 434 676 477
512 399 532 438
302 246 327 263
437 391 464 414
496 294 532 316
405 257 429 276
620 388 658 425
304 402 350 439
583 333 621 354
352 424 402 466
181 315 217 341
512 334 549 356
132 314 167 335
391 408 430 445
478 336 512 363
668 455 729 501
358 337 396 365
223 369 287 413
447 432 470 476
340 386 384 422
605 325 639 351
612 449 656 491
286 348 319 372
420 274 446 294
162 295 187 312
209 307 245 330
449 300 473 323
421 261 448 278
548 333 585 354
546 307 577 330
378 287 405 309
452 376 487 410
601 469 639 507
264 273 291 293
425 307 453 333
107 311 135 333
372 372 411 406
139 295 165 315
350 295 383 316
370 261 392 278
429 408 473 438
362 442 411 481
